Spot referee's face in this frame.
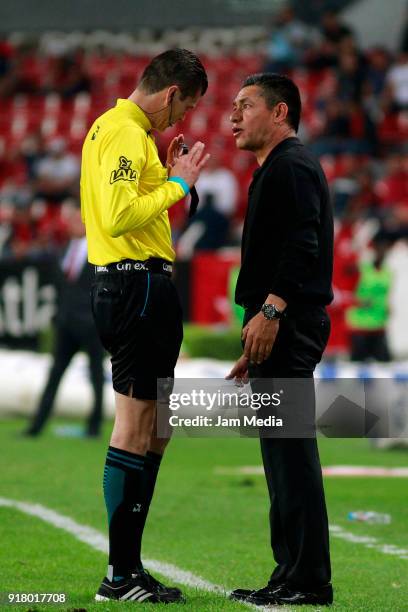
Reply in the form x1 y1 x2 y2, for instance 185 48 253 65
230 86 277 152
157 88 201 131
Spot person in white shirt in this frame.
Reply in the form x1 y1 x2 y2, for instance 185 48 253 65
385 52 408 111
195 150 238 217
34 138 80 202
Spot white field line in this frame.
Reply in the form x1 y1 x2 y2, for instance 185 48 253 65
215 465 408 477
0 497 273 611
329 525 408 560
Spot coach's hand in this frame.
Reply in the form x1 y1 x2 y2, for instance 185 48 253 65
242 313 279 364
166 133 184 171
225 354 249 385
169 141 210 187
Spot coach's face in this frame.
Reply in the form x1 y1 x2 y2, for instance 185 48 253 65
230 85 280 152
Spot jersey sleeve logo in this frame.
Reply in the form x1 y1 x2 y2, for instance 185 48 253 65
110 156 137 184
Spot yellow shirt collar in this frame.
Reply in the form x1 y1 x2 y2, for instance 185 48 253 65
116 98 152 133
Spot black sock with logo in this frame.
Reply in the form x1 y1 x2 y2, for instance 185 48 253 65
103 446 148 581
132 451 163 571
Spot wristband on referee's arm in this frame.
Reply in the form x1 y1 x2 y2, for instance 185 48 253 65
168 176 190 196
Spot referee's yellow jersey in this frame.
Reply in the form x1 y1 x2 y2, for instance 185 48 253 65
80 99 187 265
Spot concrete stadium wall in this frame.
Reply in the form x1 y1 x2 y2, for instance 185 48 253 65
0 0 284 30
343 0 407 50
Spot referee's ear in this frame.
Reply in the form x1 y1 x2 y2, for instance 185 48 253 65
165 86 178 105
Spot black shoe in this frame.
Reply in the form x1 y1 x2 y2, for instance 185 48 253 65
273 584 333 606
95 574 166 603
85 423 101 437
85 429 100 438
132 569 184 603
22 428 41 437
229 588 254 602
230 583 284 603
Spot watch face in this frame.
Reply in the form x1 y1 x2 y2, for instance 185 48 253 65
262 304 281 319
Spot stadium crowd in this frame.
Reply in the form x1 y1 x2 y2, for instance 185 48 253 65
0 6 407 356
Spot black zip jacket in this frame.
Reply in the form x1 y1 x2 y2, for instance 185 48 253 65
235 137 334 308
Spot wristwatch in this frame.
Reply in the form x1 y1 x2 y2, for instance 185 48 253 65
261 303 284 320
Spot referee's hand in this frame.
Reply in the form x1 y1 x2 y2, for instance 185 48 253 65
166 134 185 171
169 141 210 188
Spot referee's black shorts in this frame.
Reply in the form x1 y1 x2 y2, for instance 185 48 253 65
91 261 183 400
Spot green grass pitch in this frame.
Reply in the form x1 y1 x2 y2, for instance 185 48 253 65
1 417 408 611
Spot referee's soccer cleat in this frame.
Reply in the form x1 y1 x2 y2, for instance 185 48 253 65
132 569 184 602
95 573 177 603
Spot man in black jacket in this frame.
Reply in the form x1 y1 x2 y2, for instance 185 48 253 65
227 73 334 606
25 205 104 437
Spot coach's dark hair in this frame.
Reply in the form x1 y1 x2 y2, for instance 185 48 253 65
243 73 301 132
139 49 208 99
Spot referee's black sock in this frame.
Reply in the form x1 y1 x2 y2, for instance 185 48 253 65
132 450 163 571
103 446 148 582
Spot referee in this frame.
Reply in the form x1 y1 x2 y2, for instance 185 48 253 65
227 74 334 606
81 49 209 604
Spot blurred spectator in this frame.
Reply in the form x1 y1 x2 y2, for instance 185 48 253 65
365 47 391 99
0 190 39 259
347 168 382 220
330 153 359 217
305 10 355 71
374 153 408 237
20 133 45 181
346 232 393 362
363 47 391 117
0 145 28 188
384 52 408 111
305 39 337 71
320 10 354 46
195 150 238 218
331 161 383 222
376 153 408 210
177 194 230 260
0 191 74 261
0 37 14 97
177 150 239 259
1 40 41 97
43 52 90 98
311 99 376 156
336 50 365 104
264 4 313 72
34 137 80 203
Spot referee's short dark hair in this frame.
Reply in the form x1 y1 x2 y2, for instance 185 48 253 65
243 73 301 132
140 49 208 99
